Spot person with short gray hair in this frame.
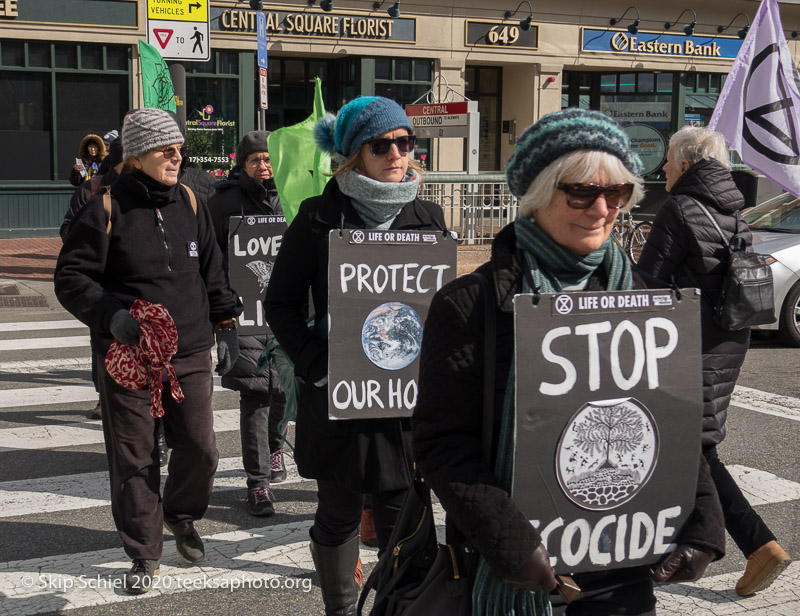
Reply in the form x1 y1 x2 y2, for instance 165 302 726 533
639 125 792 597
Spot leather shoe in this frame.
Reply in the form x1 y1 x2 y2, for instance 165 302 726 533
736 540 792 596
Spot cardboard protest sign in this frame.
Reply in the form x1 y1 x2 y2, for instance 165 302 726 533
227 215 287 334
512 288 703 574
327 229 457 420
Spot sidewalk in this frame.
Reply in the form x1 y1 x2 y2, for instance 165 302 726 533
0 237 61 309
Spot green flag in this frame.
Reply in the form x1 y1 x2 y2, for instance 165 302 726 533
138 40 177 112
268 76 331 225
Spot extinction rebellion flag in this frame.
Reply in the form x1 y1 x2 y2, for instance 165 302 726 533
709 0 800 197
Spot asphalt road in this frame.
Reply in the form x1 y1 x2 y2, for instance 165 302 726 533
0 284 798 616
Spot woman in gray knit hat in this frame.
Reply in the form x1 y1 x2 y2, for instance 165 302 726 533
413 108 726 615
55 107 242 595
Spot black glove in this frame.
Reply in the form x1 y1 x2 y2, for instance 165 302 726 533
652 545 713 584
499 544 559 591
215 328 239 376
110 309 141 345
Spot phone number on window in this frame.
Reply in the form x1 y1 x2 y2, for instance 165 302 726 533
189 156 231 164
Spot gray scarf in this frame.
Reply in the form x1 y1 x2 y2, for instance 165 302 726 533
336 168 420 229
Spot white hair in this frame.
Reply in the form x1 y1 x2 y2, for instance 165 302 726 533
668 126 731 169
517 149 645 216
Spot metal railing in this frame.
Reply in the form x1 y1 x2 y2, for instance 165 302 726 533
420 172 518 245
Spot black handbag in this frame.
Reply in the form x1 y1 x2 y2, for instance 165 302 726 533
686 198 775 331
358 272 496 616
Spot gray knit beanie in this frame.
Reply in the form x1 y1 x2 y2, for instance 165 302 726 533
505 108 644 198
236 130 271 163
122 108 184 161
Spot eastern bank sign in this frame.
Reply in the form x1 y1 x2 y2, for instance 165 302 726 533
212 7 416 42
582 29 743 60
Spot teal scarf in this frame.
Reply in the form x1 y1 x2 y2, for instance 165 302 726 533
336 168 421 230
513 215 632 294
472 216 633 616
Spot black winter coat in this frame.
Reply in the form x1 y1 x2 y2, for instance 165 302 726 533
412 223 726 586
209 172 284 394
55 171 241 357
638 159 752 446
180 166 217 209
61 168 120 241
264 179 447 493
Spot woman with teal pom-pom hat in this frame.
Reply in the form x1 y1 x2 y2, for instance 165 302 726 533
264 96 447 616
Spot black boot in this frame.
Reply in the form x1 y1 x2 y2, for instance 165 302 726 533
310 535 360 616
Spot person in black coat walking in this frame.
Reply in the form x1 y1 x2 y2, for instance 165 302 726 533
264 96 446 616
54 108 242 595
638 125 791 597
413 109 726 616
209 130 288 518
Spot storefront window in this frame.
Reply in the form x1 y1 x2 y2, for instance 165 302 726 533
465 65 501 172
186 53 240 178
0 41 129 182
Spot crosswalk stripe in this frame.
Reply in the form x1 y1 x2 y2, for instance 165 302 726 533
731 385 800 422
0 409 241 451
0 384 229 411
0 335 91 351
0 456 304 518
0 357 92 374
0 319 85 333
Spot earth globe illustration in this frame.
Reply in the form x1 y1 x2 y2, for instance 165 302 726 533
361 302 423 370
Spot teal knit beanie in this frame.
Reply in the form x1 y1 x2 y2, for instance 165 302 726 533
505 108 643 198
314 96 414 159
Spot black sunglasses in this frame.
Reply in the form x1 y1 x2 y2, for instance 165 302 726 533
556 183 634 210
367 135 417 157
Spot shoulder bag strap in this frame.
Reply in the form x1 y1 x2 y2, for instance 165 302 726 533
182 184 198 215
688 196 729 247
682 197 728 305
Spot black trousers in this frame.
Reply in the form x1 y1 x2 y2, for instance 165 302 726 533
98 350 218 561
703 444 775 556
311 479 406 555
240 388 287 489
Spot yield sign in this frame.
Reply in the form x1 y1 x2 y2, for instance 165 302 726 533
153 29 173 49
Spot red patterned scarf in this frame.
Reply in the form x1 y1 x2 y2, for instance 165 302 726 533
105 300 185 418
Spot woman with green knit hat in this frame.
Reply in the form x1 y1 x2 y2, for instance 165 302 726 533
412 108 726 615
264 96 446 616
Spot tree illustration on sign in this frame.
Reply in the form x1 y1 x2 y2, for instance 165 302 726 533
572 404 644 470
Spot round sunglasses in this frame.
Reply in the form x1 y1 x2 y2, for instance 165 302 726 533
367 135 417 157
556 183 634 210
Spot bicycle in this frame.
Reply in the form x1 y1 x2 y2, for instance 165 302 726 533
610 205 653 263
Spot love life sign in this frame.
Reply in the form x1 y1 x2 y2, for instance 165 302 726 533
512 289 703 574
327 229 457 420
227 215 287 335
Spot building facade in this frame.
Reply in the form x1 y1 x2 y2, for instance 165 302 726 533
1 0 797 236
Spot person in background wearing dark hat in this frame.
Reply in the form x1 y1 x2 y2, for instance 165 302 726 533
69 133 106 186
638 126 792 597
54 108 242 595
208 130 288 518
264 96 447 616
412 108 726 615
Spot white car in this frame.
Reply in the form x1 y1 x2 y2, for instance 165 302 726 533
743 193 800 346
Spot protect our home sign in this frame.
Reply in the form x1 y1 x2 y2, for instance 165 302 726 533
327 229 457 420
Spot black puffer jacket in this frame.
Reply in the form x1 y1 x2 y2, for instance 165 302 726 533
264 179 447 493
412 223 726 586
208 170 284 394
638 159 752 446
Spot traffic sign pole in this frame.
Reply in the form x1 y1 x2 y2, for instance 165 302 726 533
168 62 187 131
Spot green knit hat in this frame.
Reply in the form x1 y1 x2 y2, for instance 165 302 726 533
505 108 643 198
